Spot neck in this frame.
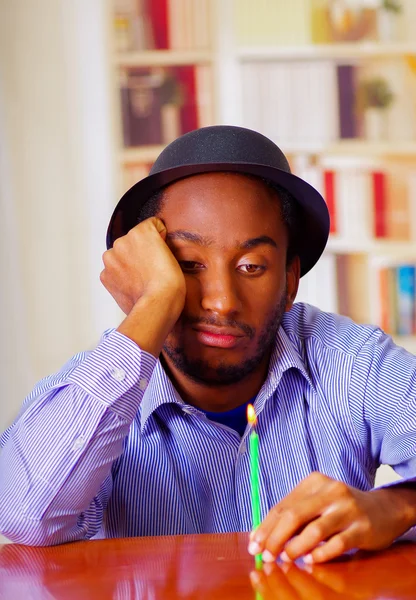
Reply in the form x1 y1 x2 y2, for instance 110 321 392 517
160 352 271 413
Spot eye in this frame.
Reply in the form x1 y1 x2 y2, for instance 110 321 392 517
238 264 265 275
178 261 204 272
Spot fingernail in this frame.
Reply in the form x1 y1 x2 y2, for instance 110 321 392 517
250 570 261 585
262 549 276 563
280 551 292 563
248 541 262 555
303 554 314 564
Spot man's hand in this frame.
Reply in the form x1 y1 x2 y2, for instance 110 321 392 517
100 217 186 355
248 472 416 564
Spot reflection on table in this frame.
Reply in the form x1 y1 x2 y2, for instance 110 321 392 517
0 532 415 599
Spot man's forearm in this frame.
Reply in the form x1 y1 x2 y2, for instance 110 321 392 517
117 287 185 357
0 331 157 546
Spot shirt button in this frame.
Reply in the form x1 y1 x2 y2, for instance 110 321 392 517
139 377 148 390
112 367 126 382
239 441 246 454
73 436 86 451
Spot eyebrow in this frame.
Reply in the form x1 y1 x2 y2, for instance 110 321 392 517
238 235 278 250
166 230 215 246
166 231 278 250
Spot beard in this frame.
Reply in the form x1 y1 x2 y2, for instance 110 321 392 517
162 289 287 386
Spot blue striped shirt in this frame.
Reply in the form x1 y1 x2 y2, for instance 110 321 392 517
1 303 415 546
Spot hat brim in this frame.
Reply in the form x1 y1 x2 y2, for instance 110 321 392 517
106 162 329 277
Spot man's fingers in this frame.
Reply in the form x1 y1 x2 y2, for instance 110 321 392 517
283 507 349 561
250 491 332 557
152 216 167 236
306 527 358 564
249 473 338 548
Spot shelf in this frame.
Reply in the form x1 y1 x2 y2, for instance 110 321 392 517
238 42 416 62
115 50 213 67
282 140 416 157
326 238 416 257
121 146 164 163
120 141 416 165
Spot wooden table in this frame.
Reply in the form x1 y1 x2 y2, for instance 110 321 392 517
0 533 415 599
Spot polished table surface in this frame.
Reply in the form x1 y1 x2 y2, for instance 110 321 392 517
1 533 416 599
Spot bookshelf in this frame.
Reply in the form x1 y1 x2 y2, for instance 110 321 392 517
115 49 213 67
275 141 416 156
237 41 416 60
215 0 416 355
111 0 217 195
108 0 414 486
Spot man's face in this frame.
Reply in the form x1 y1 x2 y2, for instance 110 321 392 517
158 172 300 386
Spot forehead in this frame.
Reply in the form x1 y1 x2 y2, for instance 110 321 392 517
159 172 286 241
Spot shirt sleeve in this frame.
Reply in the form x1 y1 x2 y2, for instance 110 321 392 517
0 330 157 546
350 330 416 480
349 331 416 541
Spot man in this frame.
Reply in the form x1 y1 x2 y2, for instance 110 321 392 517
0 126 415 564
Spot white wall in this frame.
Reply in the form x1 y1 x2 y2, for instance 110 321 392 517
0 0 121 434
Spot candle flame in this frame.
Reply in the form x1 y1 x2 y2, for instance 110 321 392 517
247 403 257 426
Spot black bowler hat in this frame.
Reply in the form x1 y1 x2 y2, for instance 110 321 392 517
106 125 330 276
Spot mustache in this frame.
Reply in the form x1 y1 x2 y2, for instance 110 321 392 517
185 315 255 339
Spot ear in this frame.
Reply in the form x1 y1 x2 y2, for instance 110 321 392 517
285 255 300 312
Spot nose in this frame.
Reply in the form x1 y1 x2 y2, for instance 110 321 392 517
200 268 243 317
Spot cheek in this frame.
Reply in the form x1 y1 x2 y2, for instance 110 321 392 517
181 273 286 318
182 277 202 312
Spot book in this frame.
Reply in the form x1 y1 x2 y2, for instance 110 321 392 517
192 0 211 50
122 162 152 193
335 253 369 325
114 0 154 51
234 0 312 46
396 265 416 335
242 60 339 146
175 66 198 134
372 171 387 239
368 257 390 333
385 167 411 241
120 68 165 146
147 0 169 49
120 65 213 147
196 65 215 127
335 254 349 317
337 64 358 139
114 0 211 51
296 251 337 314
324 170 337 235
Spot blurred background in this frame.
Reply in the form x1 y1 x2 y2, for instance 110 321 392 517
1 0 415 485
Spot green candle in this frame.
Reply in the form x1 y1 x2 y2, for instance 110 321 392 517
247 404 262 568
250 428 261 529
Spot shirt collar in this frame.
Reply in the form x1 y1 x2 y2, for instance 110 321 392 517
140 325 314 433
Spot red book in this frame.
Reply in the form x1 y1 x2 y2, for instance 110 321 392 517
146 0 169 49
372 171 387 238
324 170 337 234
175 66 198 133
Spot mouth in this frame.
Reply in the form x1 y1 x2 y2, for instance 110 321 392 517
192 325 244 349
